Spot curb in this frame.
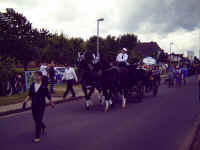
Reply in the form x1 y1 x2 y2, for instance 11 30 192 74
188 114 200 150
179 114 200 150
0 96 84 117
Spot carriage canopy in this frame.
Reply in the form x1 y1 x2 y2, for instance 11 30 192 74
143 57 157 65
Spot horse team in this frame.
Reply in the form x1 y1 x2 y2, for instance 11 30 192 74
78 52 160 112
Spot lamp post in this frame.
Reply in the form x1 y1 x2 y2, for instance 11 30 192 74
170 42 174 63
97 18 104 58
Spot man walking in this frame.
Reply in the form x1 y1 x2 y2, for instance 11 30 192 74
48 61 56 93
62 63 78 99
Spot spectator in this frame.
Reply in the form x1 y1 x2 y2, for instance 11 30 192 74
40 62 48 87
175 66 182 87
168 64 175 88
48 61 56 93
196 65 200 100
62 63 78 99
181 64 188 85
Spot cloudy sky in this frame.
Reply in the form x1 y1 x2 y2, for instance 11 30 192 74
1 0 200 56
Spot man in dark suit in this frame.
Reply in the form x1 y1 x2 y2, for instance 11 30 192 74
23 71 55 143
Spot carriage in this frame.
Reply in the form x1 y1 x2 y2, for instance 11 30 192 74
128 57 160 101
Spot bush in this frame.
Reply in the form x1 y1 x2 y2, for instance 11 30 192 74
0 58 15 95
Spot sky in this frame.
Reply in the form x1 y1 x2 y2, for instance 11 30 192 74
1 0 200 56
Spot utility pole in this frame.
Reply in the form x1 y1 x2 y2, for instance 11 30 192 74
97 18 104 58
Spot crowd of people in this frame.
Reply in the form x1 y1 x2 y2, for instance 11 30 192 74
39 61 78 97
167 64 188 88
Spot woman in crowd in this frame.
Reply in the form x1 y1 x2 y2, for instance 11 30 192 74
23 71 55 143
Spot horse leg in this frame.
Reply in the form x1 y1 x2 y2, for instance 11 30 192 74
88 86 95 106
97 90 105 105
103 89 110 112
122 88 127 108
108 89 114 107
81 84 91 110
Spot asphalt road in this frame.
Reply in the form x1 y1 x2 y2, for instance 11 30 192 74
1 76 200 150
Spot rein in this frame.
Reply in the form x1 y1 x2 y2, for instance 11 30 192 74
102 66 117 73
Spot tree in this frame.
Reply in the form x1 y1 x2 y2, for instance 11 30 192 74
0 57 15 95
0 8 44 70
134 42 162 58
117 34 138 50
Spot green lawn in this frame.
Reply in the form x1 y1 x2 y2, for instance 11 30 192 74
15 67 40 73
0 92 28 106
0 66 82 106
0 84 82 106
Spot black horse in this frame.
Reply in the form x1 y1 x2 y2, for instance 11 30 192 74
77 52 103 110
92 60 131 112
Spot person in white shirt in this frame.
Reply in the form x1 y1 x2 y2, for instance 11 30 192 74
62 64 78 99
92 53 100 64
40 63 48 87
116 48 128 67
116 48 128 62
40 63 48 76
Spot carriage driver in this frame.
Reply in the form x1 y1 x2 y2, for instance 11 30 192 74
116 48 129 67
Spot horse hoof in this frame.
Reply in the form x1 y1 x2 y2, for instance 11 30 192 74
85 106 90 111
110 103 115 108
122 97 126 109
105 108 109 112
122 104 126 108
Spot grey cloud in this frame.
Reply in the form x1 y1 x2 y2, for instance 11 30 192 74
117 0 200 34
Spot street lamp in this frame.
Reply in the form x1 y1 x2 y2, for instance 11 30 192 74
97 18 104 58
170 42 174 55
169 42 174 63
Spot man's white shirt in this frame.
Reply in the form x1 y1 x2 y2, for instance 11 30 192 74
34 83 41 93
62 67 78 82
116 53 128 62
40 65 48 76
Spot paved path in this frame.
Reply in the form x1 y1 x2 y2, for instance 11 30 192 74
0 77 200 150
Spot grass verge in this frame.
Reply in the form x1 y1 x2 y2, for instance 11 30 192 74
0 84 82 106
